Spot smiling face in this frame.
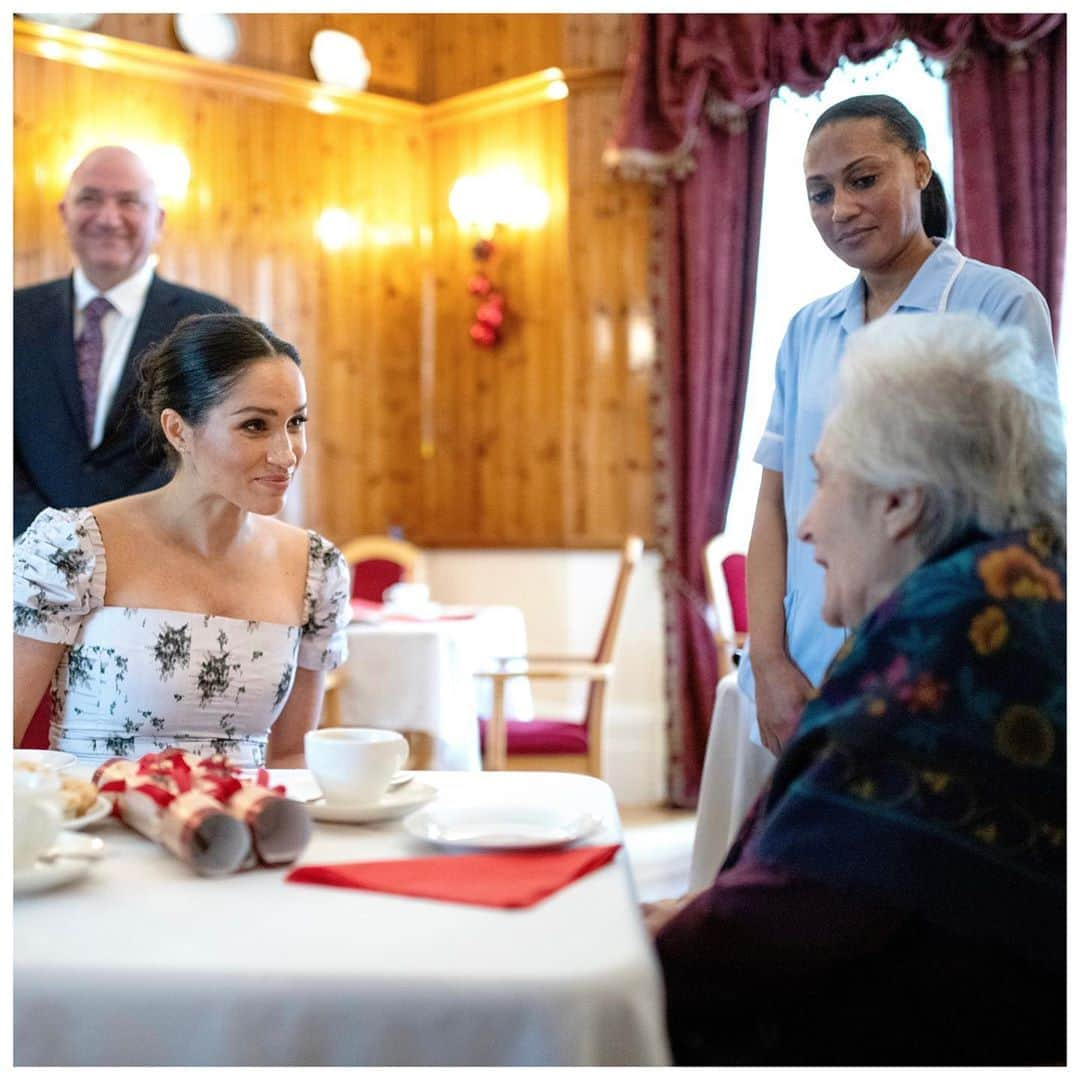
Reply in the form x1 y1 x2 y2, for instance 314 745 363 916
796 437 907 629
171 356 308 516
803 117 931 274
59 147 165 291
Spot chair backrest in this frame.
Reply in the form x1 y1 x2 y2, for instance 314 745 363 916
584 535 644 735
722 553 748 634
593 536 644 664
340 536 420 603
703 533 747 641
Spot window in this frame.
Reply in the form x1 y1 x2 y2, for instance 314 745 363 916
724 41 953 547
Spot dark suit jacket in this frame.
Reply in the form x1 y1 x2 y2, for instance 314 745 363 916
14 272 236 536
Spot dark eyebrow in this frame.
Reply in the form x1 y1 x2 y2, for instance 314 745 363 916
230 403 308 417
805 154 885 184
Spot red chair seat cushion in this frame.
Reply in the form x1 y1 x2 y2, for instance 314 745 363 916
479 718 589 755
351 558 406 604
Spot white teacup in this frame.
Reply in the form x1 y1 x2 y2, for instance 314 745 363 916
305 728 409 805
382 582 430 611
14 768 64 871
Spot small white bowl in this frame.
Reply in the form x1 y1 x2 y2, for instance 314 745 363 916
14 749 78 772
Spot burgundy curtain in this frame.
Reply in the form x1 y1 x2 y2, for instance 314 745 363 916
941 16 1067 338
608 14 1066 807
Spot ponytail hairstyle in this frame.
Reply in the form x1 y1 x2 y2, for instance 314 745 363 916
809 94 950 239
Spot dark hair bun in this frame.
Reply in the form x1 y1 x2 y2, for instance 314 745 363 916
136 313 301 465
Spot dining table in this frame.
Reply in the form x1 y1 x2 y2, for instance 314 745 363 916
689 670 776 890
13 767 672 1067
338 603 534 770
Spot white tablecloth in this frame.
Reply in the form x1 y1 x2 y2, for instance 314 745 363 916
14 770 671 1067
340 605 533 770
689 671 776 891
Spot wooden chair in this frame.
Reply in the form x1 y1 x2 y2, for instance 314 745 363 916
703 533 748 677
476 536 644 778
340 535 421 604
319 668 346 729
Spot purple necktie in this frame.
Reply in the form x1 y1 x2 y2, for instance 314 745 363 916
76 295 113 439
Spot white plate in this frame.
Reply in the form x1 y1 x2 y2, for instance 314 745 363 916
389 771 414 790
403 802 601 851
307 782 437 824
64 794 112 831
13 832 102 897
14 749 77 772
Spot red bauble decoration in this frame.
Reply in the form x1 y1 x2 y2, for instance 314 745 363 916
470 321 498 347
472 238 495 261
467 273 492 297
487 291 505 308
476 301 504 328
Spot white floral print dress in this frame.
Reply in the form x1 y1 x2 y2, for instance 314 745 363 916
14 507 351 767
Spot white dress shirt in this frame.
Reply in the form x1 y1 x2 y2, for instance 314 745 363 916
72 260 155 449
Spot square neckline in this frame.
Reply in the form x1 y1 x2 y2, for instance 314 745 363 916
82 507 314 631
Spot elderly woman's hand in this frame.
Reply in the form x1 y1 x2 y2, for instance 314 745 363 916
641 889 706 937
753 654 814 755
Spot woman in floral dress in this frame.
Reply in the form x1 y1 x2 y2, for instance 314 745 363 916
647 313 1065 1063
14 314 350 767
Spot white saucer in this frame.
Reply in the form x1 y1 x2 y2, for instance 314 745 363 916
49 831 105 859
307 782 437 823
389 771 414 790
64 795 112 831
14 833 102 897
14 749 77 772
403 803 601 851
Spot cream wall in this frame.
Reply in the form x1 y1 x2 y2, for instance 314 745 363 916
422 550 668 804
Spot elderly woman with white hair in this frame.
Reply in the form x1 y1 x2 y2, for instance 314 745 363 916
649 312 1065 1065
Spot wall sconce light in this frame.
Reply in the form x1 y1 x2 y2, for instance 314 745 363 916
448 166 550 235
315 207 361 252
448 167 550 348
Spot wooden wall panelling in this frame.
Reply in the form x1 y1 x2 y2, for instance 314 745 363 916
429 14 564 101
38 14 427 99
422 89 571 546
563 13 637 71
426 123 479 542
563 73 655 546
518 101 573 545
66 13 626 102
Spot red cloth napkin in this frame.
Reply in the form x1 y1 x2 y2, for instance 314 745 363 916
284 844 621 908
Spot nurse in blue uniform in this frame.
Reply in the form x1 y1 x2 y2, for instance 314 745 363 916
740 94 1057 754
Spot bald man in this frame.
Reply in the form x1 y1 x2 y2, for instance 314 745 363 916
14 145 236 536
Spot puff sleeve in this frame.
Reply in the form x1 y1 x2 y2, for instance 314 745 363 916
298 531 351 671
13 507 106 644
